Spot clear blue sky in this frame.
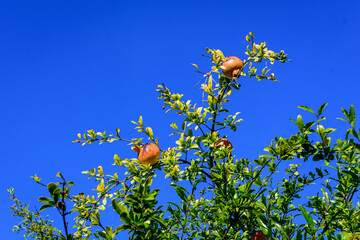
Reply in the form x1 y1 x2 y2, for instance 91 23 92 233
1 1 360 239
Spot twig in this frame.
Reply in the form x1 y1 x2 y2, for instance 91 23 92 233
58 174 69 239
178 158 212 181
195 53 211 58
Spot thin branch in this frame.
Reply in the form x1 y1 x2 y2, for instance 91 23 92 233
178 158 213 181
58 175 69 239
209 83 231 167
196 123 206 136
195 53 211 58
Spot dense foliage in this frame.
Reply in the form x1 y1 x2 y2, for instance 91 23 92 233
8 33 360 240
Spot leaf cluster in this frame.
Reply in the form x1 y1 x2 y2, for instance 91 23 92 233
8 33 360 240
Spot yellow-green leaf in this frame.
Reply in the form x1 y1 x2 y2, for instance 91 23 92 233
97 166 103 176
97 179 105 192
191 63 199 71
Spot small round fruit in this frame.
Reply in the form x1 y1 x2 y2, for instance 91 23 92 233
215 138 233 150
133 143 160 165
251 230 268 240
221 56 243 79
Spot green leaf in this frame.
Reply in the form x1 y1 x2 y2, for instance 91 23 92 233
112 200 127 215
170 122 178 130
114 154 121 164
298 105 316 115
274 222 289 240
112 200 130 224
337 117 348 123
324 230 334 240
349 105 355 120
40 204 53 211
173 185 189 202
38 196 52 203
304 121 316 131
290 115 305 130
341 107 350 121
146 127 154 140
321 188 329 202
341 232 351 240
97 231 107 238
342 170 359 181
296 230 303 240
53 188 61 204
349 128 359 139
318 103 328 115
166 201 181 211
299 205 315 232
349 105 356 127
297 115 304 127
255 214 268 234
30 174 41 183
47 182 58 196
114 225 128 234
153 216 167 229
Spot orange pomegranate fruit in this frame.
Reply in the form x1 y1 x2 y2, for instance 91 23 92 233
215 138 233 150
251 230 268 240
132 143 160 165
221 56 243 79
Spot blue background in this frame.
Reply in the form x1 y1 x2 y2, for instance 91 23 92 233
2 0 360 239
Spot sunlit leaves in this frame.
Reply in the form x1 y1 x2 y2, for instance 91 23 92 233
298 105 317 115
8 33 360 240
299 205 316 234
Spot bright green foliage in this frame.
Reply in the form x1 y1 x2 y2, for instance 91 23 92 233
7 188 65 239
8 33 360 240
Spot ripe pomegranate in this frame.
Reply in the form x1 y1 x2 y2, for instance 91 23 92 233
251 230 268 240
221 56 243 79
215 138 233 150
132 143 160 165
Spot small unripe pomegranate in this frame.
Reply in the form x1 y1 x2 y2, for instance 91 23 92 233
251 230 268 240
215 138 233 150
132 143 160 165
221 56 243 79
